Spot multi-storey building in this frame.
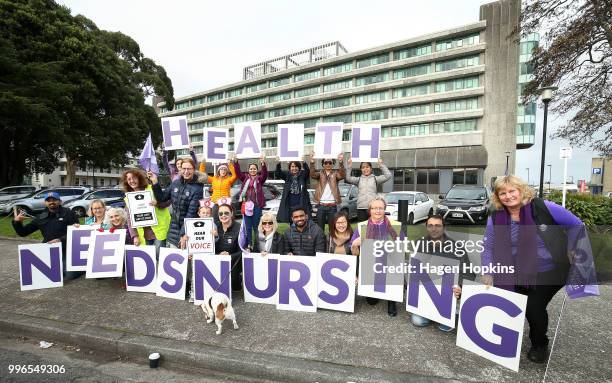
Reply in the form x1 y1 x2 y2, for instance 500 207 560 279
158 0 529 194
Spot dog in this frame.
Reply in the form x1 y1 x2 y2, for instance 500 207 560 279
201 292 239 335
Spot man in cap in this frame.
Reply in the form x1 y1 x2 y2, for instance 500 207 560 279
12 191 81 279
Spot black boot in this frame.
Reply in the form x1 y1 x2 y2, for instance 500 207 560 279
365 297 379 305
527 344 548 363
387 301 397 317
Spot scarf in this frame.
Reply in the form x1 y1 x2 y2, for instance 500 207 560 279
492 202 538 290
239 176 258 202
258 231 275 252
289 174 300 194
365 216 398 240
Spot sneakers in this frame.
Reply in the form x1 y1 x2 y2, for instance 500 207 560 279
527 345 548 363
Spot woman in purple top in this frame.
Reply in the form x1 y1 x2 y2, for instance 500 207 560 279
162 144 198 181
482 175 584 364
232 155 268 249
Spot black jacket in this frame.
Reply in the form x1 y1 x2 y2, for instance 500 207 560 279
282 220 326 256
12 206 78 253
253 231 284 254
422 234 475 286
276 162 312 223
152 174 203 247
216 221 242 262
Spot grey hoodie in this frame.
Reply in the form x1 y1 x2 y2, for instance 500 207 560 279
344 163 392 209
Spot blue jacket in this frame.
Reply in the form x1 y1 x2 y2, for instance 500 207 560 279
152 174 203 246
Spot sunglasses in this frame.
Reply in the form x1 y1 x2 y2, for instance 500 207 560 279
323 161 333 165
218 211 231 217
262 221 273 225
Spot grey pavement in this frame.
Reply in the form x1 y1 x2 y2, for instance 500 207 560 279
0 238 610 383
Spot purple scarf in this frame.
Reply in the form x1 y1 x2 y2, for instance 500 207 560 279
365 217 398 240
493 202 538 290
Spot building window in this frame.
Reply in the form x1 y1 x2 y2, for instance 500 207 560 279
393 45 432 60
294 102 320 114
175 102 189 110
247 82 267 93
392 104 430 118
227 88 243 97
517 102 537 116
189 98 204 106
431 119 478 134
323 62 353 76
207 92 224 102
342 130 352 141
355 109 388 122
262 124 278 133
269 92 292 103
227 101 243 111
356 53 390 69
304 134 315 144
269 107 292 118
270 77 291 87
519 62 534 76
189 110 205 118
323 80 352 92
435 34 479 52
323 97 351 109
435 55 480 72
355 72 388 86
189 122 205 131
206 119 224 127
228 115 244 124
295 118 319 129
355 91 388 104
189 134 203 142
393 84 430 98
323 114 352 124
262 138 277 148
245 97 267 107
207 105 225 115
392 64 430 80
295 86 319 98
246 111 266 121
434 98 479 113
435 76 479 92
295 69 320 82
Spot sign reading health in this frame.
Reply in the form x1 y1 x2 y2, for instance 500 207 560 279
234 122 262 159
314 123 343 159
277 124 304 161
18 243 63 291
456 280 528 372
204 128 229 163
351 124 381 162
161 116 190 151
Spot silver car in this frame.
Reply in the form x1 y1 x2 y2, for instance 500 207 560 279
11 187 90 216
307 184 359 221
0 185 38 203
63 188 126 218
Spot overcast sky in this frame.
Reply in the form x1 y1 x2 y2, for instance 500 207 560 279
57 0 598 186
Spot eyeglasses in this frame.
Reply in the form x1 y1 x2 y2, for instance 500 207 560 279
323 161 333 165
370 207 385 211
218 211 231 217
262 221 273 225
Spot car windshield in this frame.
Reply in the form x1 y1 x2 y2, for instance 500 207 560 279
385 194 414 204
446 188 487 200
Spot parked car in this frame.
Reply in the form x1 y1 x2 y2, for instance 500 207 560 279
0 190 39 215
0 185 38 203
63 188 126 218
11 187 90 216
384 191 434 224
230 183 282 217
306 184 359 221
437 185 492 225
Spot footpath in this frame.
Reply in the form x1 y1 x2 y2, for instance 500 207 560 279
0 238 610 383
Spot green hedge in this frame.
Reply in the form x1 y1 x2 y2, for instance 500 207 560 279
546 192 612 228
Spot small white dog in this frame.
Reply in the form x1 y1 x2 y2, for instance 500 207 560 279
201 292 239 335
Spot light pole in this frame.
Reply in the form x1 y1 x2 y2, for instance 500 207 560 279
538 86 558 197
547 164 552 192
526 168 530 186
504 151 511 175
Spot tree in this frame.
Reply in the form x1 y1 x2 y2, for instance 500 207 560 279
520 0 612 155
0 0 174 186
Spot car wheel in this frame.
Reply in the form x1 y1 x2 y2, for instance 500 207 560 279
73 207 87 218
428 208 434 217
408 213 414 225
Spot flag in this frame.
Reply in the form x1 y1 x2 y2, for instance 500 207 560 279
139 133 159 174
238 217 250 253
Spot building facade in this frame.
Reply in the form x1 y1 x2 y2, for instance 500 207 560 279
30 158 135 188
158 0 527 194
590 157 612 195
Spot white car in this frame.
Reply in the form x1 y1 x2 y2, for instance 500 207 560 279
384 191 434 224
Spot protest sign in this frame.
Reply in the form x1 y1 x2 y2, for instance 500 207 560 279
204 128 229 163
316 252 357 313
126 190 158 228
234 122 262 159
125 245 157 293
161 116 190 150
184 218 215 255
314 123 343 159
18 243 63 291
66 225 96 271
156 247 188 300
351 124 381 162
85 230 126 279
276 255 318 312
192 254 232 304
243 253 279 305
278 124 304 161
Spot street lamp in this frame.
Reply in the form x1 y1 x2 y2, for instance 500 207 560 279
504 151 511 175
526 168 530 186
538 86 558 197
547 164 552 192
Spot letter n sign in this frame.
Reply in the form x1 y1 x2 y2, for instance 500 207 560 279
18 243 63 291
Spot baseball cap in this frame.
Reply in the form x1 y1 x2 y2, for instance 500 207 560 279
44 192 61 201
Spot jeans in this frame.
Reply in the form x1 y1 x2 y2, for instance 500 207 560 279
411 314 453 332
243 205 262 249
316 204 338 231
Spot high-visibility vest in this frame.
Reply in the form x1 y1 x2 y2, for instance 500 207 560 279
124 185 171 244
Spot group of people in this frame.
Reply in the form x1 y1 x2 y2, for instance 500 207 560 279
11 147 586 364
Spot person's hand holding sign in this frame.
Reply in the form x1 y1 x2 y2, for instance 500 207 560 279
347 156 352 168
147 171 158 185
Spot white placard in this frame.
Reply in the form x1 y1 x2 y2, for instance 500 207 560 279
204 128 229 163
85 229 126 279
66 225 95 271
243 253 280 305
18 243 63 291
192 254 232 305
234 122 262 159
184 218 215 255
351 124 381 162
456 280 527 372
316 252 357 313
276 255 318 312
126 190 158 228
124 245 157 293
314 122 343 159
156 247 188 300
278 124 305 161
161 116 190 150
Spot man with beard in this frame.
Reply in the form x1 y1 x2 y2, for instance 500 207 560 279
282 206 325 256
12 191 81 280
